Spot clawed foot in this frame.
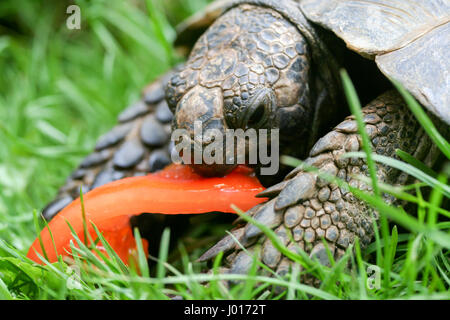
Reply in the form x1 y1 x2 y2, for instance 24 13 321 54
198 91 437 286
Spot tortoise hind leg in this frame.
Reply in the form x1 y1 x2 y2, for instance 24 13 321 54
42 68 179 220
199 90 440 284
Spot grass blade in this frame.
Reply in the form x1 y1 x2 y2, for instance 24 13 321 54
340 69 380 196
156 228 171 290
392 80 450 160
396 149 437 178
133 227 149 278
344 152 450 198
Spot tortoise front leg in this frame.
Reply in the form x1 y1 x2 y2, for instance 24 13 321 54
42 67 181 220
199 90 440 283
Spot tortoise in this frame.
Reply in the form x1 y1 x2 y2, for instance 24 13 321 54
42 0 449 283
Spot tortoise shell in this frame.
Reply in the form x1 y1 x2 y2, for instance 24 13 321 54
178 0 450 125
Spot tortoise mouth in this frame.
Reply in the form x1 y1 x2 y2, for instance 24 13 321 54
172 128 280 177
174 136 244 177
189 163 238 177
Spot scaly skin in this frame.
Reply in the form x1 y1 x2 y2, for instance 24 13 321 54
198 91 440 284
44 4 318 217
166 4 330 176
42 69 178 220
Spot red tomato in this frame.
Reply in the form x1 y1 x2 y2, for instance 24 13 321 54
27 164 266 265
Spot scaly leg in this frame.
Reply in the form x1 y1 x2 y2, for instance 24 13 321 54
199 91 441 284
42 68 180 220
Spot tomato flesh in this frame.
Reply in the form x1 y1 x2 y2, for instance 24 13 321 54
27 164 266 265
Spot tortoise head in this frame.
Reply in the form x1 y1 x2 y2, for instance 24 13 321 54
166 4 314 176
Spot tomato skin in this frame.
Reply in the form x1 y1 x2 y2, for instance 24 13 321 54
27 164 266 265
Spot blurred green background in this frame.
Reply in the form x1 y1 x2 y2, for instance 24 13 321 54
0 0 211 249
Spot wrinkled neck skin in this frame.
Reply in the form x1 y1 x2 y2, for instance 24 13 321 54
166 4 330 182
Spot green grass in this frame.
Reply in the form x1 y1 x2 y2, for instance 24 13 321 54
0 0 448 300
0 0 194 250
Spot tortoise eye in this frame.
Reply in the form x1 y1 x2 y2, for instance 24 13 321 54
246 102 267 129
241 88 276 129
